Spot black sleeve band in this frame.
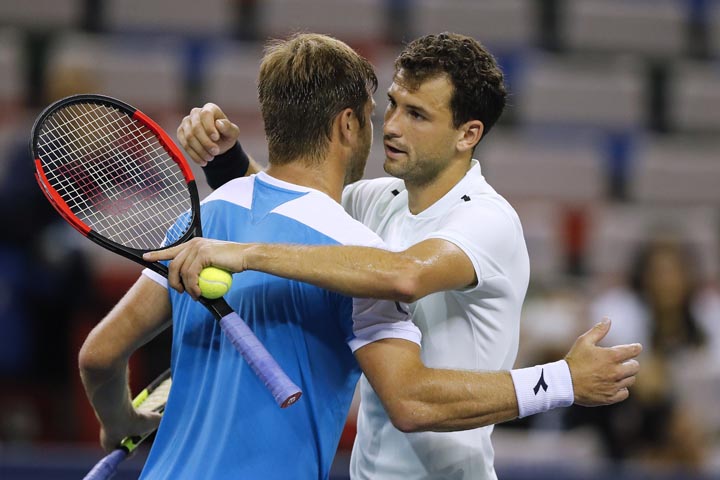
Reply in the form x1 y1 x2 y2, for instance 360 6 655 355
201 141 251 189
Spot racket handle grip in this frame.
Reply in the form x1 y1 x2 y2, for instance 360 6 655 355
82 449 127 480
219 312 302 408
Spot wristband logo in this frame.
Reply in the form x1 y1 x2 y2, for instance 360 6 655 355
533 369 548 395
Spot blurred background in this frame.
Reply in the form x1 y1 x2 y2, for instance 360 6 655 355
1 0 719 479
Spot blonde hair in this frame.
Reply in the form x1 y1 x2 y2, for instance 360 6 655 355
258 33 377 164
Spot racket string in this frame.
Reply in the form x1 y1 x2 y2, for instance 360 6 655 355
42 105 177 208
39 103 190 238
136 379 172 413
36 102 193 249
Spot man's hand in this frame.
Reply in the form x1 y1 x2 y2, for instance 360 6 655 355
100 410 162 452
565 318 642 406
143 238 251 299
177 103 240 166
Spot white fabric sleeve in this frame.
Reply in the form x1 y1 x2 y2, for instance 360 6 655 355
426 200 521 290
347 297 421 352
341 180 363 219
141 268 168 288
342 177 399 224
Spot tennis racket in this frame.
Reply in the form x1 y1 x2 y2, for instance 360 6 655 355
31 94 302 408
83 369 172 480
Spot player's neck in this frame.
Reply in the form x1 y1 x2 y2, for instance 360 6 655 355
265 159 343 203
405 158 472 215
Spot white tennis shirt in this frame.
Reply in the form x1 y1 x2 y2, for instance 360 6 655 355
343 160 530 480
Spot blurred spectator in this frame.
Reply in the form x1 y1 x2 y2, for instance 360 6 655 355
0 66 95 442
571 234 720 470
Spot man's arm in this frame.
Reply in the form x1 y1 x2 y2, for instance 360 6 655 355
201 142 263 189
144 237 474 303
143 240 642 430
78 276 172 451
177 102 262 179
356 320 641 432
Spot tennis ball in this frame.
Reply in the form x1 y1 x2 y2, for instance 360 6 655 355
198 267 233 299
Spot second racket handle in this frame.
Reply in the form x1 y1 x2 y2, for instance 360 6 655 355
219 312 302 408
82 449 127 480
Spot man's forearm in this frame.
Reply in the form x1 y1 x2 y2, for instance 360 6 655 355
398 368 519 432
77 276 172 432
80 362 135 430
246 243 418 301
355 340 520 432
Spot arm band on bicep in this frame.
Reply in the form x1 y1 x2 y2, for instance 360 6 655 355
510 360 574 418
202 141 250 189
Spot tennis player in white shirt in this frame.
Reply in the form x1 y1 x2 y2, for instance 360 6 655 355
153 32 642 480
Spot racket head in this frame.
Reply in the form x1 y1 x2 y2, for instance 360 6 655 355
32 95 303 409
30 94 202 276
120 369 172 453
82 370 172 480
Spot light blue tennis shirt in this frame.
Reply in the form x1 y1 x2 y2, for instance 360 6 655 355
140 172 420 480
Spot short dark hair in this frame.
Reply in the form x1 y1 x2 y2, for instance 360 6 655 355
395 32 506 140
258 33 378 165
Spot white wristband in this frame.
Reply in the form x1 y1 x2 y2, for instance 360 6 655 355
510 360 574 418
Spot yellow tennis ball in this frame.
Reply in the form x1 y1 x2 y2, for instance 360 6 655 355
198 267 233 299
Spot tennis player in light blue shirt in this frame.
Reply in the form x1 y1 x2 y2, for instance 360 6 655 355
140 172 419 479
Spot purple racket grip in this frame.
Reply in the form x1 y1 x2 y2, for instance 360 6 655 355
83 449 127 480
219 311 302 408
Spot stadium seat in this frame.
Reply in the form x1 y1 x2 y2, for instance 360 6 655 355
668 60 720 132
630 135 720 205
562 0 686 57
202 42 264 117
412 0 536 49
480 129 606 202
261 0 385 43
709 1 720 58
45 33 185 114
516 53 645 130
104 0 235 35
0 0 81 29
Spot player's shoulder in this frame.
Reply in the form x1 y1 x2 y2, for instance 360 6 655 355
201 176 254 208
450 185 521 231
343 176 405 200
342 176 406 223
279 191 387 248
201 175 384 247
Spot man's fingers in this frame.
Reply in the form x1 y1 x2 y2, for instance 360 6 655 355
143 247 180 262
165 251 186 294
610 388 630 404
179 258 204 300
616 375 636 390
216 118 239 138
139 411 163 435
177 123 205 166
188 112 219 156
179 118 214 165
616 359 640 379
579 317 612 346
610 343 643 362
144 246 187 294
200 107 222 142
186 134 215 163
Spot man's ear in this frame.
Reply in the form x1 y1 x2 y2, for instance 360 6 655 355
336 108 358 145
457 120 484 153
